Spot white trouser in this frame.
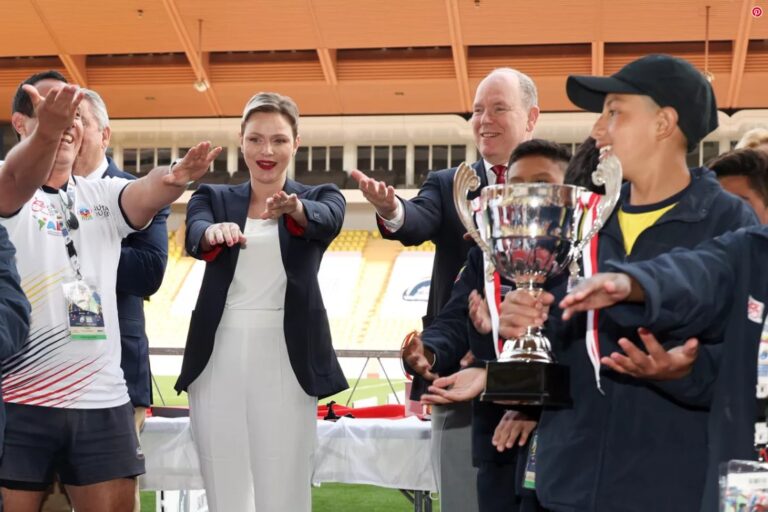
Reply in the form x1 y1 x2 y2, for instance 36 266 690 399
189 309 316 512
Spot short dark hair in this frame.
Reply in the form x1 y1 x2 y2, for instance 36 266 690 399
707 148 768 206
11 70 68 117
508 138 571 168
564 137 605 194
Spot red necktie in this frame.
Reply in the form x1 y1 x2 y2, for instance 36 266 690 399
491 164 507 184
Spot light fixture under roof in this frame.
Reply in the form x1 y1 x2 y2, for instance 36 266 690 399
702 5 715 82
193 19 208 93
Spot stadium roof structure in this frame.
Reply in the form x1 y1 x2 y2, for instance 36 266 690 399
1 0 767 121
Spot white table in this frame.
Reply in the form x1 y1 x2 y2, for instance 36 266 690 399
140 416 436 510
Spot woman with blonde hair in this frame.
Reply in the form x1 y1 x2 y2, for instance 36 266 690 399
175 92 348 511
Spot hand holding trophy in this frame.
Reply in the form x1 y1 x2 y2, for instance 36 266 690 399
453 151 622 405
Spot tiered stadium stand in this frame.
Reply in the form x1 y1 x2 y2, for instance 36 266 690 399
144 231 196 348
145 229 436 357
401 240 436 252
328 230 369 252
360 251 433 348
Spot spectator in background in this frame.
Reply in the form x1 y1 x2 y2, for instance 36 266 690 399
564 136 605 195
351 67 540 512
72 88 169 512
175 92 347 512
736 127 768 152
707 148 768 224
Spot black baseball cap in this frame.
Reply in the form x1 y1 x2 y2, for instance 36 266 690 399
566 54 717 152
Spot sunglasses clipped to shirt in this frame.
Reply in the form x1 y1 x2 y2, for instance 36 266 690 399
58 188 79 232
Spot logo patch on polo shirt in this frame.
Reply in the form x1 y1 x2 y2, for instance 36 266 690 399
748 295 765 324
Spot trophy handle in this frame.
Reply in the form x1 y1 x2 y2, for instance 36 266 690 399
453 162 492 255
574 154 623 254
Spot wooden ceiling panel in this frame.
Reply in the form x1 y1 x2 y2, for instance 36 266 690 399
0 60 68 88
34 0 182 55
749 13 768 38
337 80 462 114
525 76 574 112
600 1 743 42
459 0 598 46
175 0 319 52
89 65 196 86
0 1 59 57
745 41 768 72
93 85 218 118
311 0 451 49
468 45 591 79
212 83 340 116
2 1 768 120
604 42 733 74
337 58 455 81
710 71 734 109
738 73 768 108
210 61 325 83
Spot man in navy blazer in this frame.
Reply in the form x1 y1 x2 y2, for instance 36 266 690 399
352 68 540 512
70 89 168 512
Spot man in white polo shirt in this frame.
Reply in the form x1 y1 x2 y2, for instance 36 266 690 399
0 71 219 512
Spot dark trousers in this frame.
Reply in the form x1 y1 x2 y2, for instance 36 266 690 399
477 462 548 512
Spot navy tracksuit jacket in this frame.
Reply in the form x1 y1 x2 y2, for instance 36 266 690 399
607 225 768 512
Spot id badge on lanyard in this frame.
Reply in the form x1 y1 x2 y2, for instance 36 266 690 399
62 278 106 341
757 310 768 398
49 179 107 342
523 430 539 490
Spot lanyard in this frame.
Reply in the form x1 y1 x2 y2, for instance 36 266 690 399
45 178 84 281
581 192 604 393
482 252 504 358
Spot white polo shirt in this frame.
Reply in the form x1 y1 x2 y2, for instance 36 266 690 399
0 176 135 409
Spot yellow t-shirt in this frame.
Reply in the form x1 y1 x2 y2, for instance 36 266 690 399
618 204 676 255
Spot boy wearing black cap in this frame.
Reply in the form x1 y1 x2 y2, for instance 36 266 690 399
423 54 757 511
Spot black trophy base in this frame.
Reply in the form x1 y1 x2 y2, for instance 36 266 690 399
481 360 571 407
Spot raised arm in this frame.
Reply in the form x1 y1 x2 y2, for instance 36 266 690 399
352 169 445 245
560 272 640 321
602 232 741 341
558 233 744 404
0 84 84 216
282 185 345 242
120 142 221 229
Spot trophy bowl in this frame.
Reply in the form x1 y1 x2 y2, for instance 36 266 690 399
454 156 621 406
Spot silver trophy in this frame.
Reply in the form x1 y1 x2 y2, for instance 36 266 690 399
454 153 622 405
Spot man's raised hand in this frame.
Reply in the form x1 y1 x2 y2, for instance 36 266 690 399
349 170 398 219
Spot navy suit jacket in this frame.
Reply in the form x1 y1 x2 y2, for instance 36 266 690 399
380 160 487 397
174 179 348 399
105 158 169 407
0 224 31 457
